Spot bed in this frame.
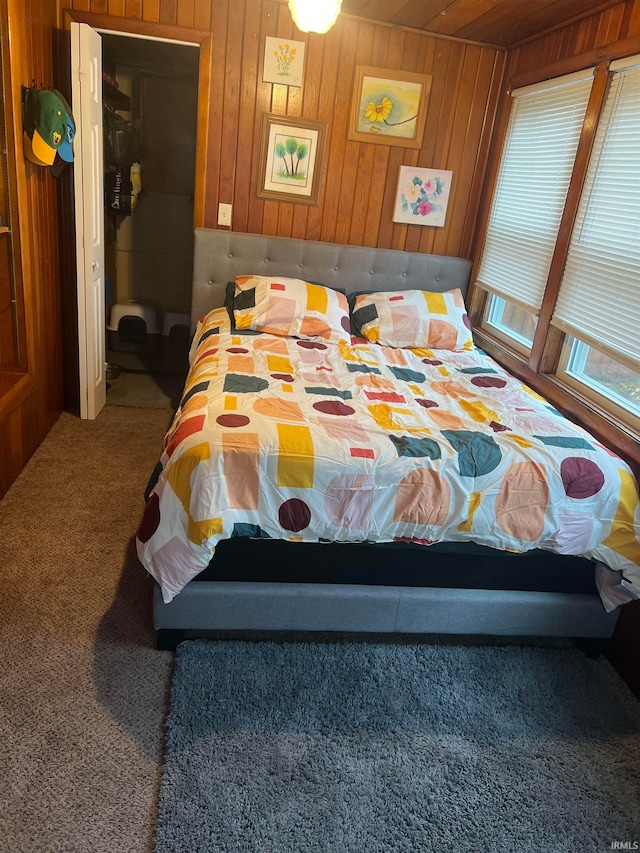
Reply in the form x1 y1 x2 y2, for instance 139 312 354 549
137 228 640 651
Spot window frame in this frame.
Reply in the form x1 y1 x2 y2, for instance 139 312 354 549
475 69 596 323
557 337 640 431
482 293 537 357
469 56 640 473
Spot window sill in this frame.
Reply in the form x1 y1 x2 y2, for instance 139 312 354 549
473 328 640 478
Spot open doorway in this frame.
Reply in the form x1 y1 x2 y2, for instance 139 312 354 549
100 34 199 409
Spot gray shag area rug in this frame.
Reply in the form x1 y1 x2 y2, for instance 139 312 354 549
156 641 640 853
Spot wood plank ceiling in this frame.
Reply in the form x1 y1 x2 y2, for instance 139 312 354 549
340 0 623 47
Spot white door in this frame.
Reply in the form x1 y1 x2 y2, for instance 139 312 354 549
71 22 106 419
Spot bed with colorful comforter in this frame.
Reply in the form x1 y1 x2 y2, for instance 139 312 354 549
137 229 640 649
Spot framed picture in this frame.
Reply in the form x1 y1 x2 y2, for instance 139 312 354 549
392 166 453 227
348 66 431 149
256 113 327 206
263 37 305 87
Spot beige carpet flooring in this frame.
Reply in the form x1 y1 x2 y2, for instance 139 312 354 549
0 406 175 853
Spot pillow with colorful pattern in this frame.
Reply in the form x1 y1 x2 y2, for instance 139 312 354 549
351 288 473 351
233 275 351 344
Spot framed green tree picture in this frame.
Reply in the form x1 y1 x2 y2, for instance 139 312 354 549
256 114 328 206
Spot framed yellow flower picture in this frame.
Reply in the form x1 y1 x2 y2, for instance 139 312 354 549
348 66 431 149
263 37 305 88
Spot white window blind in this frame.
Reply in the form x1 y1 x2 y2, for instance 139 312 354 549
476 70 594 313
553 57 640 368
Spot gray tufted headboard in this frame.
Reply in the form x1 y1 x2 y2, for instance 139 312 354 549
191 228 473 331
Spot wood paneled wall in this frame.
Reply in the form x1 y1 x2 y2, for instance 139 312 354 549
510 0 640 78
0 0 63 498
68 0 505 259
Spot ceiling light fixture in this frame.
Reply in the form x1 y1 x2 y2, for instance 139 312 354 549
288 0 342 34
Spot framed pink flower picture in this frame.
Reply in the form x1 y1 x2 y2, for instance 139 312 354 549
392 166 453 227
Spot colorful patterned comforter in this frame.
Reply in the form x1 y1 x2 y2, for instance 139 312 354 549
137 307 640 606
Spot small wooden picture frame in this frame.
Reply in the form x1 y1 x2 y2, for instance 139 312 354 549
256 113 328 206
348 66 431 149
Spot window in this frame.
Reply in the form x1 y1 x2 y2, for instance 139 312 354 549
552 56 640 424
483 294 536 353
475 55 640 438
559 337 640 423
475 70 594 347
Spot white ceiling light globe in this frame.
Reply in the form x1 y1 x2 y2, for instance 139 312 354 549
288 0 342 34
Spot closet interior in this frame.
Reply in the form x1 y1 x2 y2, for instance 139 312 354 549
102 34 199 409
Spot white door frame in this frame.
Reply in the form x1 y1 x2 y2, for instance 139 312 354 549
68 12 205 419
72 21 106 420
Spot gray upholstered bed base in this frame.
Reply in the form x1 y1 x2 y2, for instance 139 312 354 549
153 228 619 648
154 583 617 637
